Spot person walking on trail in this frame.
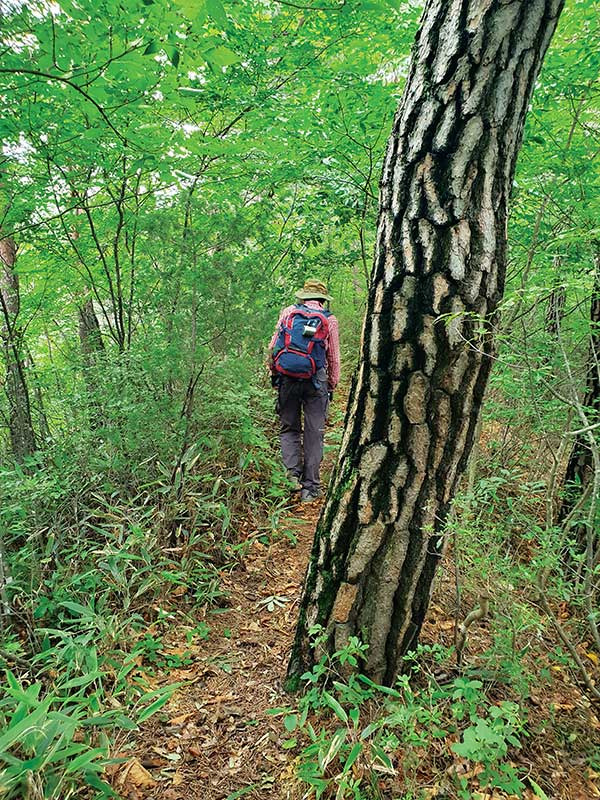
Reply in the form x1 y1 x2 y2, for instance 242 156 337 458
269 279 340 503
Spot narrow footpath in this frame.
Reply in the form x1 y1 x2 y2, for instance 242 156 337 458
115 487 324 800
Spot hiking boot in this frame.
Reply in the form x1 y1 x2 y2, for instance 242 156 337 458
300 489 322 503
287 473 302 492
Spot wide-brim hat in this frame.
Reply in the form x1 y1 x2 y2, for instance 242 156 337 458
295 278 333 302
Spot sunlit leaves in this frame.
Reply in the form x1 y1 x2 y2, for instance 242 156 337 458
202 45 239 67
205 0 228 27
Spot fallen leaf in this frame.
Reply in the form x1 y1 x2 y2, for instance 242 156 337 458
172 771 184 786
203 694 235 705
164 647 189 657
141 756 168 768
168 711 195 725
116 758 157 790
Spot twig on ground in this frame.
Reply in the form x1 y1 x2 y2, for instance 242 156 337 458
456 591 491 670
533 581 600 702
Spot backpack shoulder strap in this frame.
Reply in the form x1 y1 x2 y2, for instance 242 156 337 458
285 304 330 335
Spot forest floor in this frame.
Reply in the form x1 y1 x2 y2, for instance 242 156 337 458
112 422 600 800
112 477 322 800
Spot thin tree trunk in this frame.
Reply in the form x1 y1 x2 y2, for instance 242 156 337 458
288 0 565 686
541 259 567 367
558 249 600 551
0 235 36 461
78 296 105 363
78 295 106 426
545 259 567 340
23 343 50 444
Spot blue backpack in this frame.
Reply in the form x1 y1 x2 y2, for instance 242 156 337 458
273 304 331 380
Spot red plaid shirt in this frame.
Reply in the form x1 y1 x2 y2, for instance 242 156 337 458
269 300 341 389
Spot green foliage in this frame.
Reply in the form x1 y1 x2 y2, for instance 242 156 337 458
451 702 524 795
272 630 533 799
0 668 173 799
0 0 598 793
0 353 289 795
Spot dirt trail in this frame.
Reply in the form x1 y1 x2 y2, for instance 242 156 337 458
117 489 322 800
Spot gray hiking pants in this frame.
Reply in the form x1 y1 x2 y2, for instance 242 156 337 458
277 375 329 493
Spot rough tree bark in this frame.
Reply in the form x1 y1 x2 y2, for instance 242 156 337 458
0 235 36 461
288 0 565 686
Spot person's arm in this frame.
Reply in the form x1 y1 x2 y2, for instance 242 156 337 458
326 314 340 391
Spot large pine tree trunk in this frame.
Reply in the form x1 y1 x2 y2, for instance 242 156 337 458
289 0 565 686
0 235 36 461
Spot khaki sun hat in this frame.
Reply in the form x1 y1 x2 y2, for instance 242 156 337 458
295 278 333 302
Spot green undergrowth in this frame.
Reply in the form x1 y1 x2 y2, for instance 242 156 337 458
450 449 600 686
272 632 542 800
0 360 290 798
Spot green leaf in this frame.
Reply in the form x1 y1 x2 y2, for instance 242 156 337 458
205 0 227 26
60 600 93 617
359 721 380 740
529 779 550 800
0 701 52 753
342 741 362 775
84 772 119 797
265 707 289 716
136 685 177 724
174 0 205 15
64 748 106 773
318 728 346 771
136 697 167 723
322 691 348 723
61 670 104 689
165 46 180 67
371 742 393 771
203 46 239 67
357 674 401 697
143 41 161 55
284 714 297 732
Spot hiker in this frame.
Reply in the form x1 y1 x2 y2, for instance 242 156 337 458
268 279 340 503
